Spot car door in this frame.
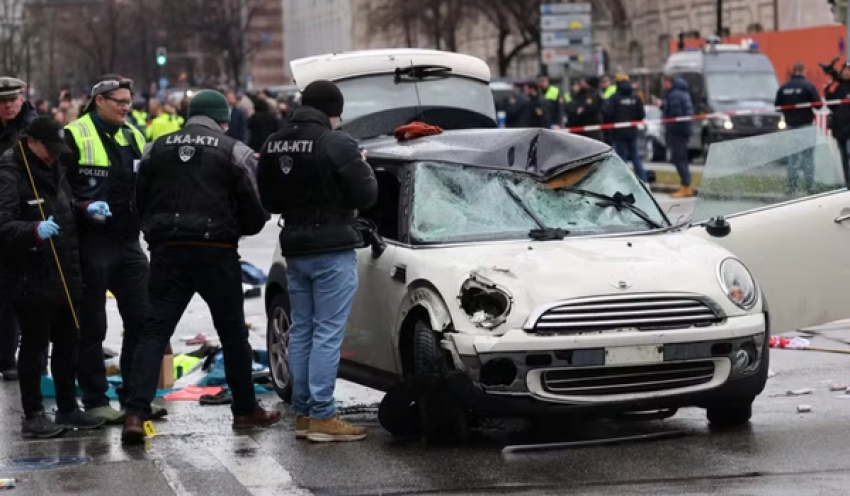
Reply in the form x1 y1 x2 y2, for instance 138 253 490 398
343 245 400 374
686 126 850 335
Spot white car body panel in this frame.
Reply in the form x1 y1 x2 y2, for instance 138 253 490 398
688 190 850 335
290 49 492 90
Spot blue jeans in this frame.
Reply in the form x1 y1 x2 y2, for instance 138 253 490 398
286 251 358 419
613 138 647 182
668 134 691 187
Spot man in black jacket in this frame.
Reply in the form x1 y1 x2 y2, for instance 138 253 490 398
606 79 648 182
0 117 105 438
518 82 552 129
826 61 850 186
122 90 279 445
776 62 822 194
59 75 153 425
0 77 37 381
224 89 250 144
257 80 377 443
567 77 605 142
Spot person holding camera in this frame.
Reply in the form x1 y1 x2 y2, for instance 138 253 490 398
257 80 377 443
823 59 850 185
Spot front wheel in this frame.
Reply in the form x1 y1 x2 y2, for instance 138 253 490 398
267 293 292 403
706 398 754 428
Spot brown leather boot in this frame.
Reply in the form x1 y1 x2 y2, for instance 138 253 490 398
121 415 145 446
670 186 695 199
232 405 283 430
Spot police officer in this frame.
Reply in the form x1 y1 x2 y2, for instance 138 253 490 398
537 75 564 128
121 90 278 445
0 77 37 381
59 75 153 424
606 78 648 182
519 82 553 129
129 99 149 134
0 117 106 438
257 80 377 443
776 62 822 194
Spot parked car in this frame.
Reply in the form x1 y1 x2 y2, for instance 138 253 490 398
264 48 850 443
640 104 666 161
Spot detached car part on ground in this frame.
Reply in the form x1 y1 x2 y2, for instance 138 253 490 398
265 49 850 444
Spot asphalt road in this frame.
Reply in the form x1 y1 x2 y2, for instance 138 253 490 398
4 194 850 495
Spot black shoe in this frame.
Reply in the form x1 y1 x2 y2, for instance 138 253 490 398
1 368 18 381
22 413 65 439
55 409 106 430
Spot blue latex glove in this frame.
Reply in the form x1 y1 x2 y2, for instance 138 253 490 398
86 201 112 221
37 216 60 240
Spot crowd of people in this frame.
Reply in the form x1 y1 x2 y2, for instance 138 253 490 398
503 73 696 199
0 74 374 444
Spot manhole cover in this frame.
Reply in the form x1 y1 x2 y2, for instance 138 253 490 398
1 455 91 473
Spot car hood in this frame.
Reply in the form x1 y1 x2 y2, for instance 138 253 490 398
401 230 744 333
711 99 779 115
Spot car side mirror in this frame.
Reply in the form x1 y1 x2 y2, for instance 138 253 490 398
705 216 731 237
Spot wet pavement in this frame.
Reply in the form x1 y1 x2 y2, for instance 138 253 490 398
4 199 850 495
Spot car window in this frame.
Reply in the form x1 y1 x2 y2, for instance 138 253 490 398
706 73 778 102
336 74 496 123
410 155 667 244
693 126 844 223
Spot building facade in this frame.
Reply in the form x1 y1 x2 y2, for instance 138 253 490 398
250 0 286 87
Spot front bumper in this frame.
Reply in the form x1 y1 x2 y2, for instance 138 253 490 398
444 314 768 416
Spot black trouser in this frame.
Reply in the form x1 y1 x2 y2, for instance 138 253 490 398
0 300 19 371
14 299 79 418
78 235 149 409
126 245 256 419
668 134 691 186
837 136 850 188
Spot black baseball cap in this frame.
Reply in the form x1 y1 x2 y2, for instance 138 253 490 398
24 117 72 155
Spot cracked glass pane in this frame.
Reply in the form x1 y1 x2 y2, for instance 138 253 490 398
693 126 845 223
410 155 665 244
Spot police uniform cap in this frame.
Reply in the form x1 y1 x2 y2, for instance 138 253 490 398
0 77 25 100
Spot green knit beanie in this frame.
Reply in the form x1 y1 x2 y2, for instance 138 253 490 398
188 90 231 123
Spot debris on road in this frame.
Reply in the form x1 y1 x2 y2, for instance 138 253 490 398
771 388 813 397
797 405 812 413
768 369 776 378
770 337 810 349
0 478 15 490
501 430 690 454
828 384 850 392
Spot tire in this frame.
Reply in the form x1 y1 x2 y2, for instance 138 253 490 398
266 292 292 403
706 399 754 428
412 320 471 445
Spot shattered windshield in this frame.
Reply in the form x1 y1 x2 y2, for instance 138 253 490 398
693 126 845 223
335 74 496 123
411 155 667 244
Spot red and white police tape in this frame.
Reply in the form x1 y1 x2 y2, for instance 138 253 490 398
562 97 850 135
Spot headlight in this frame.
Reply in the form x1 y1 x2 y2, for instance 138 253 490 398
458 274 513 330
711 115 733 129
778 119 787 130
718 258 758 309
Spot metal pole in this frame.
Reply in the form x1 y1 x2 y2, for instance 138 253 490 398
846 0 850 60
716 0 723 37
239 0 249 90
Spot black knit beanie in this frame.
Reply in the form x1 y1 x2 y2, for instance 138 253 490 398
301 80 344 118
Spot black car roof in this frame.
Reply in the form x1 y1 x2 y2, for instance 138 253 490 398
360 128 611 179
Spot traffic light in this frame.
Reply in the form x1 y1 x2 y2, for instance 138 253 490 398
156 46 167 66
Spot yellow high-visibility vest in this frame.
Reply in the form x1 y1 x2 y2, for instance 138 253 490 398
65 113 146 167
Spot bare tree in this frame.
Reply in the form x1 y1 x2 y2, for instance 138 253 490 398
166 0 268 88
369 0 470 52
0 0 32 76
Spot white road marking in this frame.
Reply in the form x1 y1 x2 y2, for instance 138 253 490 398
208 435 311 496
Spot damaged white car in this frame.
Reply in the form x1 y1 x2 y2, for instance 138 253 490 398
264 49 850 442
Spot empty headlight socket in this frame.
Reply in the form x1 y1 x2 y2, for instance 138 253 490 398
458 273 513 329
